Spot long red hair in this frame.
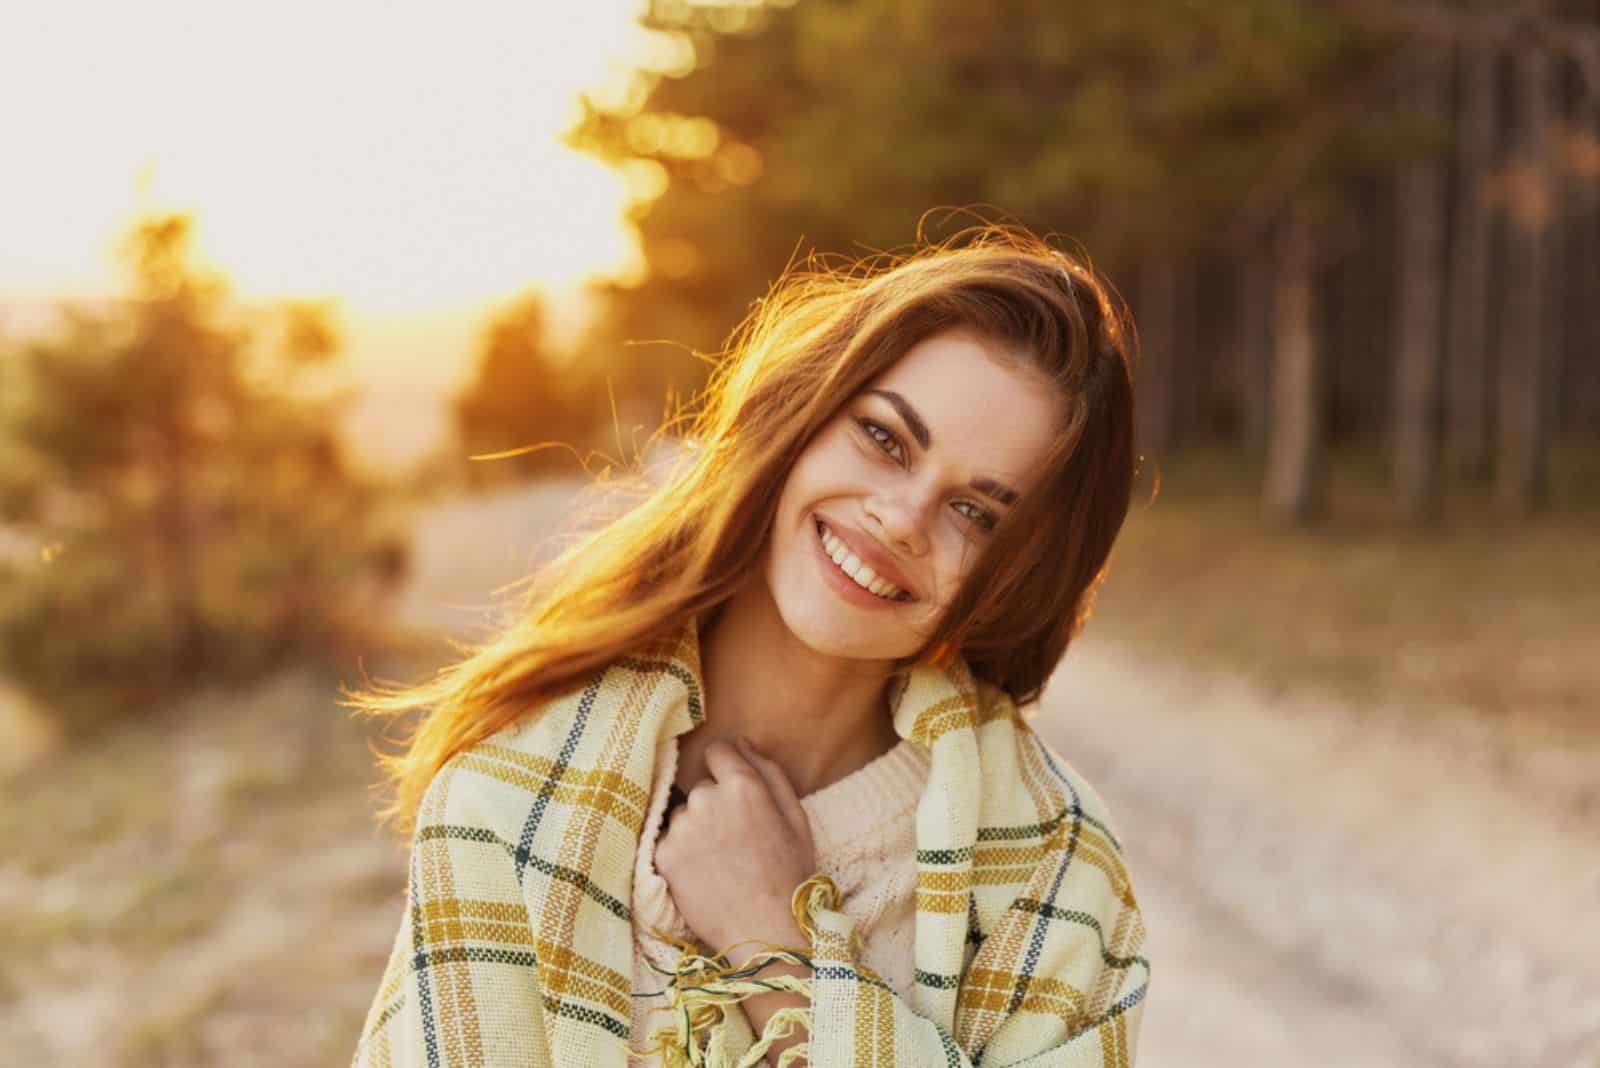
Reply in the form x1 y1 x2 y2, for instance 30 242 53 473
345 223 1138 839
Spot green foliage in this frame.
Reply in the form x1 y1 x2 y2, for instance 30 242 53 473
0 212 410 734
563 0 1392 393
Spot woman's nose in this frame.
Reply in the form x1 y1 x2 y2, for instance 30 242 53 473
865 492 931 557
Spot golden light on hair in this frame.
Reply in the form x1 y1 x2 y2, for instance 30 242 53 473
342 221 1137 839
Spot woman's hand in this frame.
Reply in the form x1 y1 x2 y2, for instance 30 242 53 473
655 735 817 956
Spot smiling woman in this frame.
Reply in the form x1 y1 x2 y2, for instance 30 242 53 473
345 223 1149 1067
765 328 1064 663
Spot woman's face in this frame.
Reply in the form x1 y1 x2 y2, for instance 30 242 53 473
761 327 1063 662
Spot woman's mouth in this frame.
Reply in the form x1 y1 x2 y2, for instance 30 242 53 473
814 517 914 603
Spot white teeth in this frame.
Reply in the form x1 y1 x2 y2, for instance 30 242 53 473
817 520 906 601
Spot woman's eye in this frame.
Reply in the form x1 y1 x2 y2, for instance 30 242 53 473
858 418 906 464
955 500 997 532
858 417 996 532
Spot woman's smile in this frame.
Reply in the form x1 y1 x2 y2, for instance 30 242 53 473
811 515 915 607
757 329 1060 661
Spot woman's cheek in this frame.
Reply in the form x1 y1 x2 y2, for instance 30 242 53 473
933 547 981 616
921 563 953 619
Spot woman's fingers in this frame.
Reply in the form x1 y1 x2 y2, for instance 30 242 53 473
734 736 811 844
694 736 812 849
702 737 755 785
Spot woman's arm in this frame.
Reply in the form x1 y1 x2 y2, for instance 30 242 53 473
738 956 813 1067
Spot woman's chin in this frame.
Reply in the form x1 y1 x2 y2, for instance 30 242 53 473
776 595 916 662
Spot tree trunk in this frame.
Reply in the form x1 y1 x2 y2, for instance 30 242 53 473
1263 208 1326 524
1393 50 1450 522
1569 55 1600 440
1333 177 1389 444
1227 248 1273 455
1495 48 1555 517
1446 43 1499 482
1134 257 1182 466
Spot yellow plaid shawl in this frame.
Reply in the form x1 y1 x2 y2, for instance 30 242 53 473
352 616 1149 1066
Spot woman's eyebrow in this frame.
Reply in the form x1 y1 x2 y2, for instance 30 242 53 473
865 388 931 448
864 388 1020 505
971 476 1019 506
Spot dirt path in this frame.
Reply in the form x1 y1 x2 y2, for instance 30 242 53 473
1039 641 1599 1068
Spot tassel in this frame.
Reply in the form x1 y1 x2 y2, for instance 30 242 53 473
792 872 866 961
632 873 849 1067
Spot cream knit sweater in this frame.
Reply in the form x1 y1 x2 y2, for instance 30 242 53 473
629 731 932 1064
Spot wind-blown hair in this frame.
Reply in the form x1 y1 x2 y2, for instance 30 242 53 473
347 223 1137 838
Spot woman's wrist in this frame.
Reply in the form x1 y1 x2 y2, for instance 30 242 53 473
738 955 813 1067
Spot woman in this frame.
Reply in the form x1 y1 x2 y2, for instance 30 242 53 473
348 224 1151 1067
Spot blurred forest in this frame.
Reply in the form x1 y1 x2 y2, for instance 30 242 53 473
458 0 1600 525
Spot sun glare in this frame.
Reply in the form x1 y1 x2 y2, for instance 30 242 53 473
0 1 669 315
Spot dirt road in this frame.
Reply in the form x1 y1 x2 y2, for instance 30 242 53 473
1040 641 1598 1068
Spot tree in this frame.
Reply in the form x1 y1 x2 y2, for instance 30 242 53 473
1446 38 1500 483
1133 257 1185 465
0 211 408 733
566 0 1375 428
452 289 613 488
1495 46 1556 515
1263 204 1329 523
1393 48 1451 521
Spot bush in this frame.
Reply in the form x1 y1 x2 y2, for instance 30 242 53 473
0 211 410 735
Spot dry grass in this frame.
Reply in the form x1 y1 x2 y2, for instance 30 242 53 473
0 658 416 1066
1088 444 1600 736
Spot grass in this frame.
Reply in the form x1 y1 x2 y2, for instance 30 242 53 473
0 655 416 1065
1089 443 1600 736
118 984 230 1065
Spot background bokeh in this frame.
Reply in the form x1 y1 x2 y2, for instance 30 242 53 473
2 1 1596 1065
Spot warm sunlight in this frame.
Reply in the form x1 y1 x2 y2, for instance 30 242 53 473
1 1 679 383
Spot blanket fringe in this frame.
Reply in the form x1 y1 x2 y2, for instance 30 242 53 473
628 873 849 1067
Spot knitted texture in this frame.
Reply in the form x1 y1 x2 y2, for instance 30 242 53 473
351 614 1151 1066
630 733 928 1062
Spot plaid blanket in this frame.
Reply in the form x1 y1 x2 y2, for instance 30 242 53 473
352 615 1150 1066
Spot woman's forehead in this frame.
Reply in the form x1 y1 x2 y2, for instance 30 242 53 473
864 331 1061 482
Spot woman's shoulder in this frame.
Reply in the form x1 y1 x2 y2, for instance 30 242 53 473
422 656 676 843
418 727 551 844
977 700 1135 861
409 682 590 830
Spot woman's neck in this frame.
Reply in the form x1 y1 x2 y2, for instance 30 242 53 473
690 579 902 799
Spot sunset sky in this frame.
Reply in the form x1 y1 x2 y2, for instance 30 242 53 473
0 0 682 405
